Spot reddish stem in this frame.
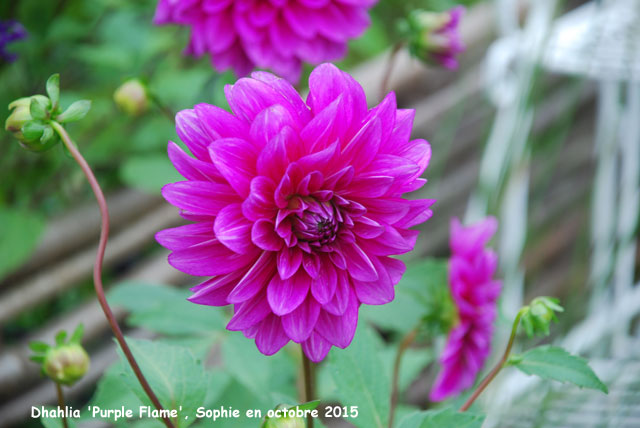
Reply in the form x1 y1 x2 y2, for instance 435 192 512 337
51 122 175 428
459 309 525 412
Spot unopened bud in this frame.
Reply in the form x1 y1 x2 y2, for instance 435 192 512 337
262 404 307 428
5 95 58 151
43 343 90 386
521 297 564 338
114 79 149 116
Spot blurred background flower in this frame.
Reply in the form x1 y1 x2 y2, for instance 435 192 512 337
0 19 27 63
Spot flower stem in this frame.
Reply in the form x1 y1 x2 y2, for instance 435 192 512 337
388 326 419 428
301 348 315 428
459 309 526 412
50 121 175 428
55 383 68 428
380 42 405 101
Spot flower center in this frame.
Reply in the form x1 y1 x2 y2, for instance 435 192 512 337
292 198 339 245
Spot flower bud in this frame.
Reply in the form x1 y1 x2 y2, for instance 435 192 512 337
521 297 564 337
5 95 58 151
262 405 305 428
114 79 149 116
406 6 465 70
43 343 90 386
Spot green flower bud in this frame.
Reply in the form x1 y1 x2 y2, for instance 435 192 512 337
262 405 305 428
43 343 90 386
114 79 149 116
5 95 59 152
521 297 564 338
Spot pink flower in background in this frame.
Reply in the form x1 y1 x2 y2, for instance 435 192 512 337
153 0 378 83
407 6 465 70
429 217 501 401
156 63 434 362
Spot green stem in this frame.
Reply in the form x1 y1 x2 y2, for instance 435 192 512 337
50 121 175 428
388 326 419 428
55 383 68 428
301 349 315 428
459 308 527 412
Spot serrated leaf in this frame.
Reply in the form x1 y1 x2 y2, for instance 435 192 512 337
511 346 608 393
55 330 67 346
29 341 50 353
57 100 91 123
115 338 207 427
108 282 225 336
46 74 60 108
327 324 389 428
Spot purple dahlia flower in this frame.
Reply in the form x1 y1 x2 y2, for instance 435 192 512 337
153 0 378 83
0 20 27 63
429 217 501 401
157 63 434 362
408 6 465 70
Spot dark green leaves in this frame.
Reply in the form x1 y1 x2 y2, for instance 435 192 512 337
509 346 608 393
327 325 389 428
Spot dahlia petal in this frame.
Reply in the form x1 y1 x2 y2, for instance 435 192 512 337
277 246 303 279
156 222 214 251
359 197 410 224
250 104 298 149
168 142 224 183
257 127 293 180
242 176 277 221
396 139 432 179
202 0 233 14
311 258 337 304
169 239 255 276
364 154 420 183
281 297 321 342
209 138 258 197
296 141 339 174
250 72 312 124
352 216 384 239
162 181 240 216
307 63 366 130
359 226 414 256
383 109 415 153
301 331 332 362
316 287 358 348
364 92 397 146
378 256 406 285
226 77 288 122
227 251 276 303
227 291 271 330
324 166 355 191
343 175 394 198
299 94 349 153
282 3 318 38
205 13 236 53
352 256 395 305
341 118 381 171
267 269 310 315
214 203 253 254
255 314 290 355
341 242 378 281
175 109 212 161
189 271 244 305
251 219 283 251
394 199 436 228
194 103 250 141
322 269 350 315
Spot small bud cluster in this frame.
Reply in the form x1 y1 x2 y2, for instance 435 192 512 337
113 78 149 116
520 297 564 337
29 324 90 386
4 74 91 151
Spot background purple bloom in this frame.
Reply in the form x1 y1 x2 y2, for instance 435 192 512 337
408 6 465 70
157 63 434 362
429 216 501 401
153 0 378 83
0 20 27 63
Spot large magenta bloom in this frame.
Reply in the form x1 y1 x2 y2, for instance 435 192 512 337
157 63 434 362
153 0 377 83
429 217 501 401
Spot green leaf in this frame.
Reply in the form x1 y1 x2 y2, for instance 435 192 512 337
401 408 485 428
88 362 144 425
118 155 182 194
69 324 84 344
55 330 67 346
327 324 389 428
115 338 207 427
108 282 225 336
511 346 608 393
0 209 45 280
57 100 91 123
22 120 46 141
46 74 60 108
29 341 50 353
